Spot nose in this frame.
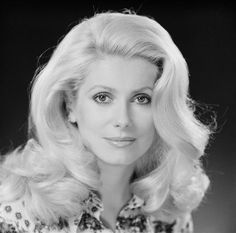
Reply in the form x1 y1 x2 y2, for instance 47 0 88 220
113 100 132 129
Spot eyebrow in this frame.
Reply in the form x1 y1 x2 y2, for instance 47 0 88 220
87 85 153 93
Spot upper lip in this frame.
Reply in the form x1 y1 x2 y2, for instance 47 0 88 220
104 137 136 141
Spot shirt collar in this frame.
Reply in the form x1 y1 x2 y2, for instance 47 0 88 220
82 191 145 215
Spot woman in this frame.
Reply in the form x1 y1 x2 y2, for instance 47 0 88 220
0 11 211 233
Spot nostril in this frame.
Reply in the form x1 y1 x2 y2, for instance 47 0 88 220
113 120 129 128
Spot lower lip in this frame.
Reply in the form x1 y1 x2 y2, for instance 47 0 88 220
105 139 135 148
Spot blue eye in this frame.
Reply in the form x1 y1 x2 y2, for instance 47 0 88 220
134 94 151 105
93 92 112 104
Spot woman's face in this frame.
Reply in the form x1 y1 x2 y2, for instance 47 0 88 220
72 56 158 166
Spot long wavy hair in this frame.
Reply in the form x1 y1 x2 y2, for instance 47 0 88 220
0 11 212 224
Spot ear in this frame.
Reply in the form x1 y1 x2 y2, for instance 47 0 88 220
65 91 78 124
68 111 77 123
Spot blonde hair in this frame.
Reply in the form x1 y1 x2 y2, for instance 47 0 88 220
0 11 212 224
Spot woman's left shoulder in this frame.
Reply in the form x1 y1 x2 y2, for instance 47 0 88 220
149 212 194 233
173 213 193 233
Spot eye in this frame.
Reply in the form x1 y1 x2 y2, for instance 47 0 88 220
93 92 112 104
134 94 151 105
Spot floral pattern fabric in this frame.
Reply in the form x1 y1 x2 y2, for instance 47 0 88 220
0 191 193 233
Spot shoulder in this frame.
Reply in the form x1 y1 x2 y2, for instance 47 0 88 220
174 213 193 233
0 197 35 233
150 212 193 233
0 198 76 233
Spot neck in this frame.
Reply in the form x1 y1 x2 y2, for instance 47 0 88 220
97 159 135 205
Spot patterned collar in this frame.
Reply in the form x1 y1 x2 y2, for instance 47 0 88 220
77 191 150 232
82 191 145 215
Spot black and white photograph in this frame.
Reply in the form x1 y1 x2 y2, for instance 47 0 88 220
0 2 235 233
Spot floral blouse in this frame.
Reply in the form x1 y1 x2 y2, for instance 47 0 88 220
0 191 193 233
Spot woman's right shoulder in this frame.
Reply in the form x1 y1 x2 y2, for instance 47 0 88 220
0 197 35 233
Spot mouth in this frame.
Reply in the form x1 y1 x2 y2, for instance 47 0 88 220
103 137 136 148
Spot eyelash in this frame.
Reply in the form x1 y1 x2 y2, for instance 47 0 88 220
92 92 152 105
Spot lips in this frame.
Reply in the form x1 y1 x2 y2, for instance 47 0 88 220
103 137 136 148
103 137 136 142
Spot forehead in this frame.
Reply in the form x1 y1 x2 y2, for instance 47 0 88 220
81 56 158 91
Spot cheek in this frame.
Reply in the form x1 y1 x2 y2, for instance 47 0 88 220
134 111 155 134
77 103 107 131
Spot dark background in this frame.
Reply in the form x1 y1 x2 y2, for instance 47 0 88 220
0 1 235 233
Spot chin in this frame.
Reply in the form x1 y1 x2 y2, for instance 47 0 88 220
99 152 140 166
